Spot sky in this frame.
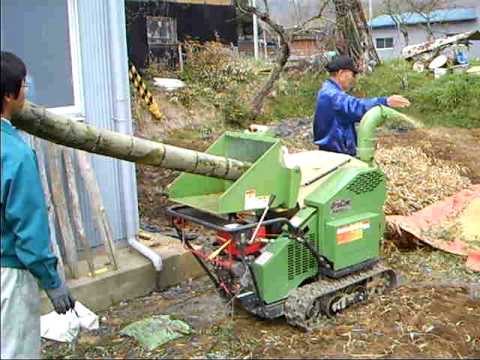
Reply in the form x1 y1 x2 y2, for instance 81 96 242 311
261 0 477 28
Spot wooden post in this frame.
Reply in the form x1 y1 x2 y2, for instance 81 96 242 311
46 142 80 279
62 148 96 277
178 43 184 72
75 151 119 270
33 138 66 282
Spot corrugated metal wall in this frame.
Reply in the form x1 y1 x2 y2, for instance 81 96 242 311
2 0 138 253
21 0 139 251
76 0 139 248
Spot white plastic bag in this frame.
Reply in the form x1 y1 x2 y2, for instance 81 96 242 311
40 301 99 342
40 311 80 343
75 301 99 331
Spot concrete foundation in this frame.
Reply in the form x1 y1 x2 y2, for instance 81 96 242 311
40 233 204 314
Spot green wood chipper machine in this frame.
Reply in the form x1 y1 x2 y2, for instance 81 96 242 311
12 103 402 331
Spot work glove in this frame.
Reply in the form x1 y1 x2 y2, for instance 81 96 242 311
46 282 76 314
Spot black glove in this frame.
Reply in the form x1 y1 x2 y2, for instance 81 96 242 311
46 282 76 314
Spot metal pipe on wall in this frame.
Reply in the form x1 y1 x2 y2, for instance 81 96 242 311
106 0 162 271
251 0 259 59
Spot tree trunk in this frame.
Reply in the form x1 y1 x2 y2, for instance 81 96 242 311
249 12 290 119
235 0 291 119
11 102 251 181
334 0 380 71
251 35 290 118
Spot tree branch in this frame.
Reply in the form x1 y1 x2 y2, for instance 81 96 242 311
234 0 290 119
290 1 332 35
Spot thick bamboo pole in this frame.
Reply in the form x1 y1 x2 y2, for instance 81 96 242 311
11 102 251 180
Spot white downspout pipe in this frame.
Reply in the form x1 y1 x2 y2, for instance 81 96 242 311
128 238 163 271
106 0 162 271
251 0 259 59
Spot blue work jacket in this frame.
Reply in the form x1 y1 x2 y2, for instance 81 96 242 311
1 119 61 289
313 79 388 156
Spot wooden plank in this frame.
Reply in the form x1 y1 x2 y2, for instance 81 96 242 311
75 151 119 270
178 43 184 72
46 142 80 279
62 148 97 278
33 138 66 282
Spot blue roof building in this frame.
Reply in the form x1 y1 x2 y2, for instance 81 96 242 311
370 8 478 28
368 7 480 60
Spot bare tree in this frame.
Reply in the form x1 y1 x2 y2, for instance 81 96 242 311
235 0 380 118
381 0 410 45
405 0 449 40
235 0 330 119
334 0 380 71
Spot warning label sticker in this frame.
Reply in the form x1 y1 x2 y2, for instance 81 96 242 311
255 251 273 266
245 189 269 210
336 220 370 245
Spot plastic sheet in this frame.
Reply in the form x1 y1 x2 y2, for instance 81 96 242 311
387 184 480 272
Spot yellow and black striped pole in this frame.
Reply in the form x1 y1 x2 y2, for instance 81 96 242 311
128 62 163 120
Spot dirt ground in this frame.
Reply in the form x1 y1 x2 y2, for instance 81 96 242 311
43 109 480 358
42 271 480 359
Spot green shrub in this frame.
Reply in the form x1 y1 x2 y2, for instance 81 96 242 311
354 59 427 97
181 41 254 92
261 71 327 122
409 73 480 128
354 60 480 128
221 88 252 127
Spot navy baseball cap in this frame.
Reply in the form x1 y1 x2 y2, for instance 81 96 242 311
325 55 359 74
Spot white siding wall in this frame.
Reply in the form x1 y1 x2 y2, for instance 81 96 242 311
372 9 480 60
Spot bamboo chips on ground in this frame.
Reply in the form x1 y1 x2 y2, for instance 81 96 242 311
375 146 471 216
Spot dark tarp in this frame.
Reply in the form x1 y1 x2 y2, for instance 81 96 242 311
126 1 238 69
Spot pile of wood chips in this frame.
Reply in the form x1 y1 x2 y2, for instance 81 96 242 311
375 146 471 215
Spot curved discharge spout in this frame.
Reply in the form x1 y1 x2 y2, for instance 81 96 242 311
357 105 410 165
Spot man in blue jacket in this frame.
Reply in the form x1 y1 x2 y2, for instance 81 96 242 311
1 51 75 358
313 55 411 156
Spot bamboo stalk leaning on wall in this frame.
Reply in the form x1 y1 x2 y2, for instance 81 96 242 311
33 137 66 281
76 150 118 271
46 142 80 279
63 148 97 277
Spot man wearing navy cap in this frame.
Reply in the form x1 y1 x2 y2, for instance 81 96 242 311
313 55 411 156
